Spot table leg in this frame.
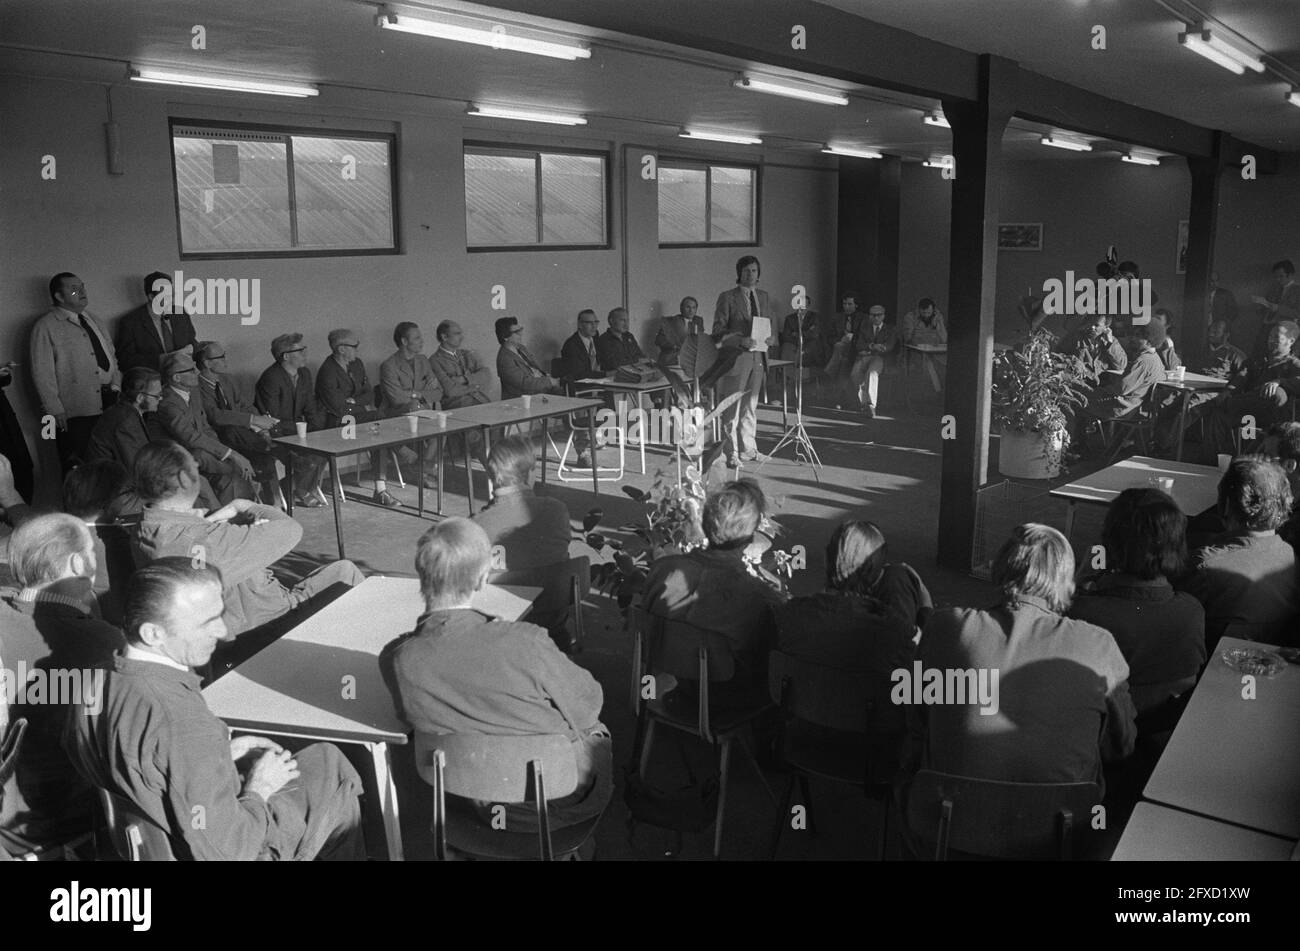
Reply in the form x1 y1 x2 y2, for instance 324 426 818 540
781 365 789 429
285 454 295 516
540 413 549 485
367 741 404 862
328 457 345 559
417 440 425 518
1176 390 1191 462
588 412 599 496
904 349 912 413
1064 500 1076 541
436 436 444 515
637 393 647 475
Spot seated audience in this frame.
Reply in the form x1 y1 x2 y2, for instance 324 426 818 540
1056 312 1127 384
314 329 398 508
558 311 606 467
1081 324 1164 424
1147 309 1180 371
849 304 897 417
900 297 948 392
1249 258 1300 358
1268 422 1300 546
779 299 825 371
1156 318 1246 454
655 297 705 370
428 320 491 469
114 271 197 372
86 367 164 470
131 441 363 637
194 342 281 506
61 459 130 621
156 351 257 505
822 292 862 382
473 437 570 570
902 524 1136 792
380 519 611 838
1069 489 1206 714
66 558 365 860
641 479 789 706
0 513 125 854
1179 456 1299 648
255 333 329 507
596 307 646 371
1206 320 1300 456
379 322 444 490
495 316 562 399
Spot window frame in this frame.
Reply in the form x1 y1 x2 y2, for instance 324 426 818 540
168 118 401 261
463 141 612 253
656 156 762 249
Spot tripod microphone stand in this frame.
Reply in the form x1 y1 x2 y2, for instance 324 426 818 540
765 312 823 481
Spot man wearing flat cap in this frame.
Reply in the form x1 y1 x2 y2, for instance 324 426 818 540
194 341 282 505
256 333 327 508
316 329 399 507
156 349 257 506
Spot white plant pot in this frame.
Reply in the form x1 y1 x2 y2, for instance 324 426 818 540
998 428 1063 479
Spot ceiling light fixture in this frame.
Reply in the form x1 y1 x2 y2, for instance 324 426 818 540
128 67 319 97
1121 152 1161 166
467 105 586 125
822 146 883 159
680 129 763 146
1178 25 1264 75
376 6 591 60
1287 88 1300 107
922 157 953 169
733 75 849 106
922 111 950 129
1040 135 1093 152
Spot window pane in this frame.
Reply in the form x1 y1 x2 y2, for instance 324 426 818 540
291 136 394 250
174 135 291 253
709 166 755 242
657 166 707 243
465 152 538 246
540 153 605 244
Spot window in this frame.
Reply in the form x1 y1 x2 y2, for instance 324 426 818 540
658 160 758 246
464 145 609 250
169 121 397 258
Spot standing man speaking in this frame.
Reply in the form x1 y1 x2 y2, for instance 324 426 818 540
709 255 774 467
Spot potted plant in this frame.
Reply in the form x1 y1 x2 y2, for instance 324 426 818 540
991 329 1091 478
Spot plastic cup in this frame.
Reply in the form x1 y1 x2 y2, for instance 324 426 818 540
434 411 447 428
1174 365 1186 381
1148 475 1175 493
1218 453 1232 472
295 421 308 439
405 414 419 434
521 394 532 410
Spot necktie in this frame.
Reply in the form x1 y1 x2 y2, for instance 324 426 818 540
214 379 229 409
749 291 759 318
160 315 175 352
520 347 542 375
79 315 111 372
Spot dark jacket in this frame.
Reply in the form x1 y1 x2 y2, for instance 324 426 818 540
114 304 197 372
559 332 603 383
315 357 379 428
255 364 325 437
1179 530 1299 648
595 329 645 371
86 401 161 470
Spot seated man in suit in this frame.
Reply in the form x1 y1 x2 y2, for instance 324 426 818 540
1156 318 1247 455
314 329 398 508
595 307 646 371
1076 325 1165 453
779 298 824 373
256 333 328 508
1206 321 1300 457
66 557 365 860
381 518 611 841
428 319 491 469
193 342 281 506
0 513 126 855
131 441 363 638
1179 456 1298 649
822 292 862 384
114 271 197 373
496 316 562 400
558 310 607 468
156 350 257 506
655 297 705 371
849 304 898 418
87 367 165 470
379 322 444 490
900 297 948 392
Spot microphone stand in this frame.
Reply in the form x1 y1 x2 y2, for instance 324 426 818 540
765 311 823 481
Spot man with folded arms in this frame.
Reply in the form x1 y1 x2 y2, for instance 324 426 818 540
192 342 281 506
131 441 363 637
596 307 646 371
496 316 562 400
66 558 365 860
314 329 399 507
156 350 257 506
380 322 444 490
114 271 197 373
381 519 611 843
256 333 328 507
429 320 492 469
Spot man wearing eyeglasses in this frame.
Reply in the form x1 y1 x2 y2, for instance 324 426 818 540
316 329 399 507
30 272 122 474
496 316 561 400
194 342 282 506
256 334 328 508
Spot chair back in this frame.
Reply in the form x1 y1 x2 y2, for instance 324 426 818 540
0 718 29 788
488 556 589 619
96 787 176 861
98 521 139 615
767 651 880 734
639 610 737 683
905 769 1100 860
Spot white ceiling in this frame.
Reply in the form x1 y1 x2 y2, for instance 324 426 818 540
0 0 1294 165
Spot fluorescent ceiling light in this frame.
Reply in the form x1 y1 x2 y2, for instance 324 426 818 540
922 157 953 169
468 105 586 125
733 75 849 106
129 67 318 97
1287 88 1300 107
1121 152 1161 166
1178 27 1263 74
922 111 950 129
377 6 590 60
680 130 762 146
1040 135 1092 152
822 146 883 159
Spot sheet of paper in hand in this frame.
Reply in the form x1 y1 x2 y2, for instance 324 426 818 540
749 316 772 352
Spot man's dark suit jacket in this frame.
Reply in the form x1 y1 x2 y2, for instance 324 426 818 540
315 357 379 427
559 332 604 383
86 401 161 469
255 364 325 437
595 330 645 371
114 304 197 372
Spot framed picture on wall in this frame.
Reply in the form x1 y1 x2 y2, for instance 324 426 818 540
1176 219 1189 274
997 223 1043 251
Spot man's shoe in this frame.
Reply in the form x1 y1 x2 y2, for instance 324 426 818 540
727 454 741 468
373 489 400 507
422 473 439 490
575 451 593 468
863 404 876 419
739 450 771 463
294 492 323 508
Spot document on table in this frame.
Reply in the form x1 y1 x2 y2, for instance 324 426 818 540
749 316 772 351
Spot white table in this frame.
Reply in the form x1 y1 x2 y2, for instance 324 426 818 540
572 377 676 475
203 575 541 860
902 343 947 410
1156 371 1229 462
1143 637 1300 841
1051 455 1221 539
1112 802 1295 860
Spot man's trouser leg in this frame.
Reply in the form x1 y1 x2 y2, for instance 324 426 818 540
263 742 365 861
55 415 100 475
737 357 764 455
290 559 365 609
852 356 884 408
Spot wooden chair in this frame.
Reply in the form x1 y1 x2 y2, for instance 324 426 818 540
488 556 590 653
766 651 901 860
628 607 776 859
416 732 603 861
1099 381 1164 463
96 787 176 861
904 769 1100 860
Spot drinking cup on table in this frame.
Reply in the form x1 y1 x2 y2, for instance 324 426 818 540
295 421 308 439
434 411 447 428
405 414 419 434
521 394 532 410
1174 365 1186 381
1165 369 1177 381
1147 475 1175 493
1218 453 1232 472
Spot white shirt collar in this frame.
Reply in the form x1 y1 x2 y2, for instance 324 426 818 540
169 385 190 403
124 644 191 672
